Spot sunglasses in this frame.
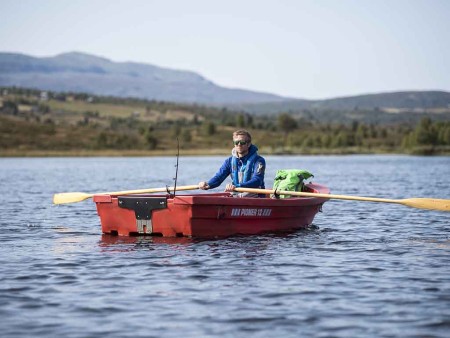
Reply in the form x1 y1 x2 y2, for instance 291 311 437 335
233 140 248 146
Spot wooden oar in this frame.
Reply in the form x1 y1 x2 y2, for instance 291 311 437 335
53 185 199 205
234 187 450 212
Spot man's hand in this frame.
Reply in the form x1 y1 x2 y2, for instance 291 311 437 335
225 183 236 192
198 181 210 190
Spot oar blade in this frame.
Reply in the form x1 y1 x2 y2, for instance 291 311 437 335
53 192 93 205
53 185 200 205
401 198 450 212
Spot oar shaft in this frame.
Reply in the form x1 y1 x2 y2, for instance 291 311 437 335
235 187 398 203
284 191 400 204
234 187 450 211
97 185 199 197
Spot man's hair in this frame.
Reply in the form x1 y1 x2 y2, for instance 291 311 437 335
233 130 252 142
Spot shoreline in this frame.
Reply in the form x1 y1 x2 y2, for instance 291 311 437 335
1 147 449 157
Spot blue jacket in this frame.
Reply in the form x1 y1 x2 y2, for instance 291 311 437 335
207 144 266 189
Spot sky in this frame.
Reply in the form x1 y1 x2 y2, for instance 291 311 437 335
1 0 449 99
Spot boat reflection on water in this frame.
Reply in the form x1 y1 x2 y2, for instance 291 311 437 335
98 226 321 253
98 234 202 251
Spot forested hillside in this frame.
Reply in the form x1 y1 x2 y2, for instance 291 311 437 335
236 91 450 115
1 87 449 156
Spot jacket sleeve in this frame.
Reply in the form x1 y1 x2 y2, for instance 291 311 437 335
207 157 232 189
236 157 266 188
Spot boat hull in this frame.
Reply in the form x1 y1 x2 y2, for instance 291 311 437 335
94 183 330 238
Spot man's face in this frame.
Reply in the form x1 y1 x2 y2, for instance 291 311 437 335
233 136 250 157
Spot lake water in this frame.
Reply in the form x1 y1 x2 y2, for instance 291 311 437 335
0 155 449 337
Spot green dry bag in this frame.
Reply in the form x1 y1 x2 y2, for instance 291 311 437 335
272 169 314 198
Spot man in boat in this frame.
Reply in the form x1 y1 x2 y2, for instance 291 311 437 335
198 129 266 197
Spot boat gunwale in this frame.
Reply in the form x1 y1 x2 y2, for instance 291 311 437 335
95 183 330 207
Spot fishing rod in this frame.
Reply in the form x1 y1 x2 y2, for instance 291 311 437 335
172 137 180 198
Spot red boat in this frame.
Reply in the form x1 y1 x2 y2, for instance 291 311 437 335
94 183 330 238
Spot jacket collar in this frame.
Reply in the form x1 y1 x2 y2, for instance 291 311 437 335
231 144 258 160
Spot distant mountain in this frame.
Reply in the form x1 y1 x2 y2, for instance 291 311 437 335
233 91 450 114
0 51 289 104
1 51 449 112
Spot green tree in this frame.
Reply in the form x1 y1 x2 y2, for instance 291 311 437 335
278 113 298 133
236 114 245 128
202 121 216 136
277 113 298 145
180 129 192 143
96 132 108 148
1 100 18 115
172 124 181 137
145 131 158 150
415 117 436 145
38 103 50 114
437 123 450 145
301 135 315 147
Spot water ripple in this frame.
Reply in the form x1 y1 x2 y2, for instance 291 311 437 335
0 156 449 337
